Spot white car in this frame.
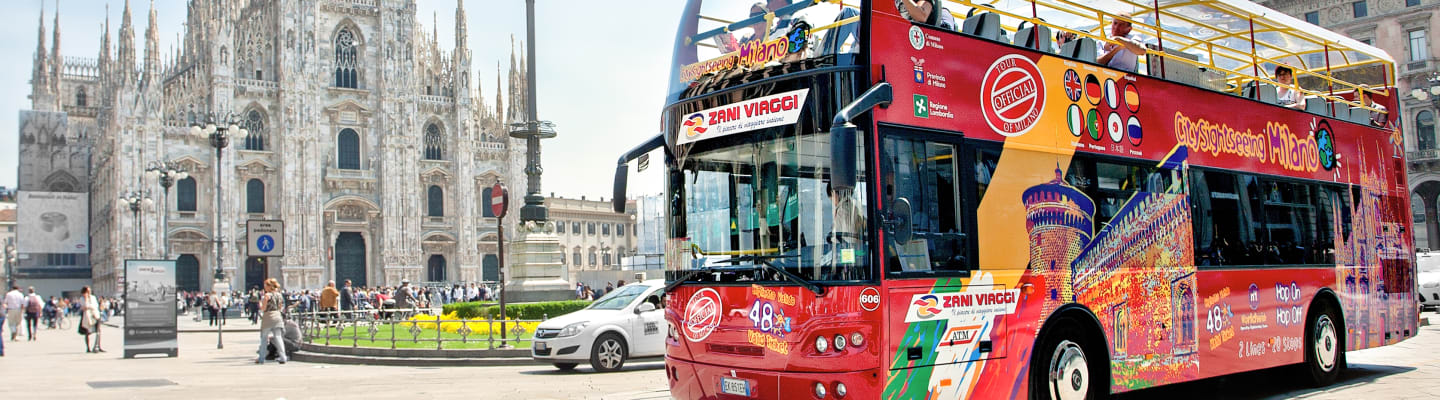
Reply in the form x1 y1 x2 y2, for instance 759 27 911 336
532 280 667 372
1419 252 1440 310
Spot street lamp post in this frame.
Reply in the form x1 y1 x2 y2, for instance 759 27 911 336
189 113 248 350
119 191 154 259
1408 72 1440 105
509 0 558 223
145 162 189 260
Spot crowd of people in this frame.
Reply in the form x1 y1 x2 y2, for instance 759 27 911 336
0 285 115 356
573 281 627 301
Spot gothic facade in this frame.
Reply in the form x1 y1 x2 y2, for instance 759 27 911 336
28 0 533 296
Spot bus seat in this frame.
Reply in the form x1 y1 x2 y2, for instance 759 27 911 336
1349 106 1370 124
1331 104 1350 121
962 11 1004 43
1242 82 1279 105
1013 23 1052 53
1304 97 1326 115
1060 37 1098 63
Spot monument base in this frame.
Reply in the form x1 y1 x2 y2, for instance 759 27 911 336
503 220 574 303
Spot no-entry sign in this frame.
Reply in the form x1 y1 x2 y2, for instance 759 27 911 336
491 183 509 218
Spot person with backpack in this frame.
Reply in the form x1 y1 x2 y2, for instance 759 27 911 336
24 287 43 341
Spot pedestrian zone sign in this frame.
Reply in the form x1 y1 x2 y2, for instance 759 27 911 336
247 220 285 256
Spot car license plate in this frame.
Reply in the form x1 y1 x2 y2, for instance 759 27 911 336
720 377 750 396
534 342 547 351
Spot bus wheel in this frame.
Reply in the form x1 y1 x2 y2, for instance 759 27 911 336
1031 316 1107 400
1302 302 1344 386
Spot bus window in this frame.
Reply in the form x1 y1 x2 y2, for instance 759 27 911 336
973 145 1001 202
883 137 968 274
1192 168 1340 267
1261 179 1323 265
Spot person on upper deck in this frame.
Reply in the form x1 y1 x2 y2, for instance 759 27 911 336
1274 65 1305 109
897 0 956 31
1098 13 1146 73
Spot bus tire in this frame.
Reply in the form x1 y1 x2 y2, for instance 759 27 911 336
1030 314 1108 400
1301 300 1344 387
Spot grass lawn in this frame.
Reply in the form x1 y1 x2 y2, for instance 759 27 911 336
311 323 534 349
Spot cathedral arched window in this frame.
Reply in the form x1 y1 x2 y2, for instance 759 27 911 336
246 179 265 213
177 177 198 212
243 109 266 151
337 129 360 170
334 28 360 89
427 185 445 217
424 123 444 160
481 187 495 218
76 88 87 107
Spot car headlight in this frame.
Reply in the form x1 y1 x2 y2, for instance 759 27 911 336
558 321 590 337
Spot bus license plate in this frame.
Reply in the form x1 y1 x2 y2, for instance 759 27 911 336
720 377 750 396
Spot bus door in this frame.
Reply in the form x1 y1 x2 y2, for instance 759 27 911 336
876 126 1009 371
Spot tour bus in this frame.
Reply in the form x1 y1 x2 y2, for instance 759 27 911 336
609 1 1418 399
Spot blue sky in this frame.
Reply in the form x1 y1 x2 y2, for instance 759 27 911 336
0 0 678 199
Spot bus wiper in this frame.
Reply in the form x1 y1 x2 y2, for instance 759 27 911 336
722 255 825 296
664 268 714 293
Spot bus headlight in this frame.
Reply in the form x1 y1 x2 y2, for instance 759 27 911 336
814 382 827 398
850 332 864 347
814 335 829 353
833 334 847 351
836 382 847 397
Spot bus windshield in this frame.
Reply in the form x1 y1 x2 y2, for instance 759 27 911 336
668 0 863 102
669 127 870 284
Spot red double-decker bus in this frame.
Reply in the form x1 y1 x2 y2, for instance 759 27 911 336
611 1 1417 399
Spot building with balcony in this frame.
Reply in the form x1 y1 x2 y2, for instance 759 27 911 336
1258 0 1440 248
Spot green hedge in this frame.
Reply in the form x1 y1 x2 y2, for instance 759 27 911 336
442 300 592 320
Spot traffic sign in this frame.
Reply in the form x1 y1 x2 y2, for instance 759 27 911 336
246 220 285 256
491 182 509 218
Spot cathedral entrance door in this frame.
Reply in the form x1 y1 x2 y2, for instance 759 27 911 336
176 254 201 292
335 232 367 287
245 257 268 291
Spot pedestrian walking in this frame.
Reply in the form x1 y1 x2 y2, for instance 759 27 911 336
80 286 104 353
4 286 24 341
25 288 43 341
339 280 355 312
255 278 288 365
207 291 220 326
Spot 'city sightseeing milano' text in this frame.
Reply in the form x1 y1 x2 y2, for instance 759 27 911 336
1173 111 1322 173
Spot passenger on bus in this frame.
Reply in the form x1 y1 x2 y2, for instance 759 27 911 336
716 3 773 53
1097 13 1146 73
896 0 957 31
1370 103 1391 128
1274 66 1305 109
1054 30 1077 52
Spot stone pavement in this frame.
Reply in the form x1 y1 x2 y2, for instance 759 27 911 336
2 311 1438 399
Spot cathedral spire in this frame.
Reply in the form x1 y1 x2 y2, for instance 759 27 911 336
455 0 467 52
495 61 503 122
99 5 111 84
34 2 48 91
144 0 160 83
118 0 136 85
51 0 63 91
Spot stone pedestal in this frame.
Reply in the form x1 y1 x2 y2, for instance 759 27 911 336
503 220 574 302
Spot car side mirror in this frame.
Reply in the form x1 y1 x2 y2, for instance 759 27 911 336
636 302 656 314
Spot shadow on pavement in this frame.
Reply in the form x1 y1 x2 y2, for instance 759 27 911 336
520 360 666 375
1115 363 1415 400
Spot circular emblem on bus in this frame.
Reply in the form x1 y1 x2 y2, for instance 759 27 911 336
1316 120 1337 170
913 294 942 320
682 288 722 342
981 55 1045 137
860 287 881 311
682 113 708 139
909 25 926 50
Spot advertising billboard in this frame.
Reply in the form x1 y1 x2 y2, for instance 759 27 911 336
124 259 179 358
17 191 89 254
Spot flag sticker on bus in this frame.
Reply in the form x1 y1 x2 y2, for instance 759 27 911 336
675 89 810 146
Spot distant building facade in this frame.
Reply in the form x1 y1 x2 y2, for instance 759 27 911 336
1257 0 1440 248
548 196 637 274
26 1 533 296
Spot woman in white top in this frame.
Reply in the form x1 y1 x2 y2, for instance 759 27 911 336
256 278 288 364
80 286 103 353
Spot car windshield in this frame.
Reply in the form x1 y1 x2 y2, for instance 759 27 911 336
588 285 649 310
1419 254 1440 273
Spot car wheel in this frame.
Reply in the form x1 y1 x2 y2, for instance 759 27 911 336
553 363 578 371
1301 301 1344 387
590 333 628 372
1030 315 1108 400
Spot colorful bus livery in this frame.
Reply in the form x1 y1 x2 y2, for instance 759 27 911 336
611 0 1416 399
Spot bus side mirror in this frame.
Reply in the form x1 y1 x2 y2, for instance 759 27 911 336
829 123 858 191
612 163 629 213
887 197 914 244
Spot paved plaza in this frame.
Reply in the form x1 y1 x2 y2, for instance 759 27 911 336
0 311 1437 399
